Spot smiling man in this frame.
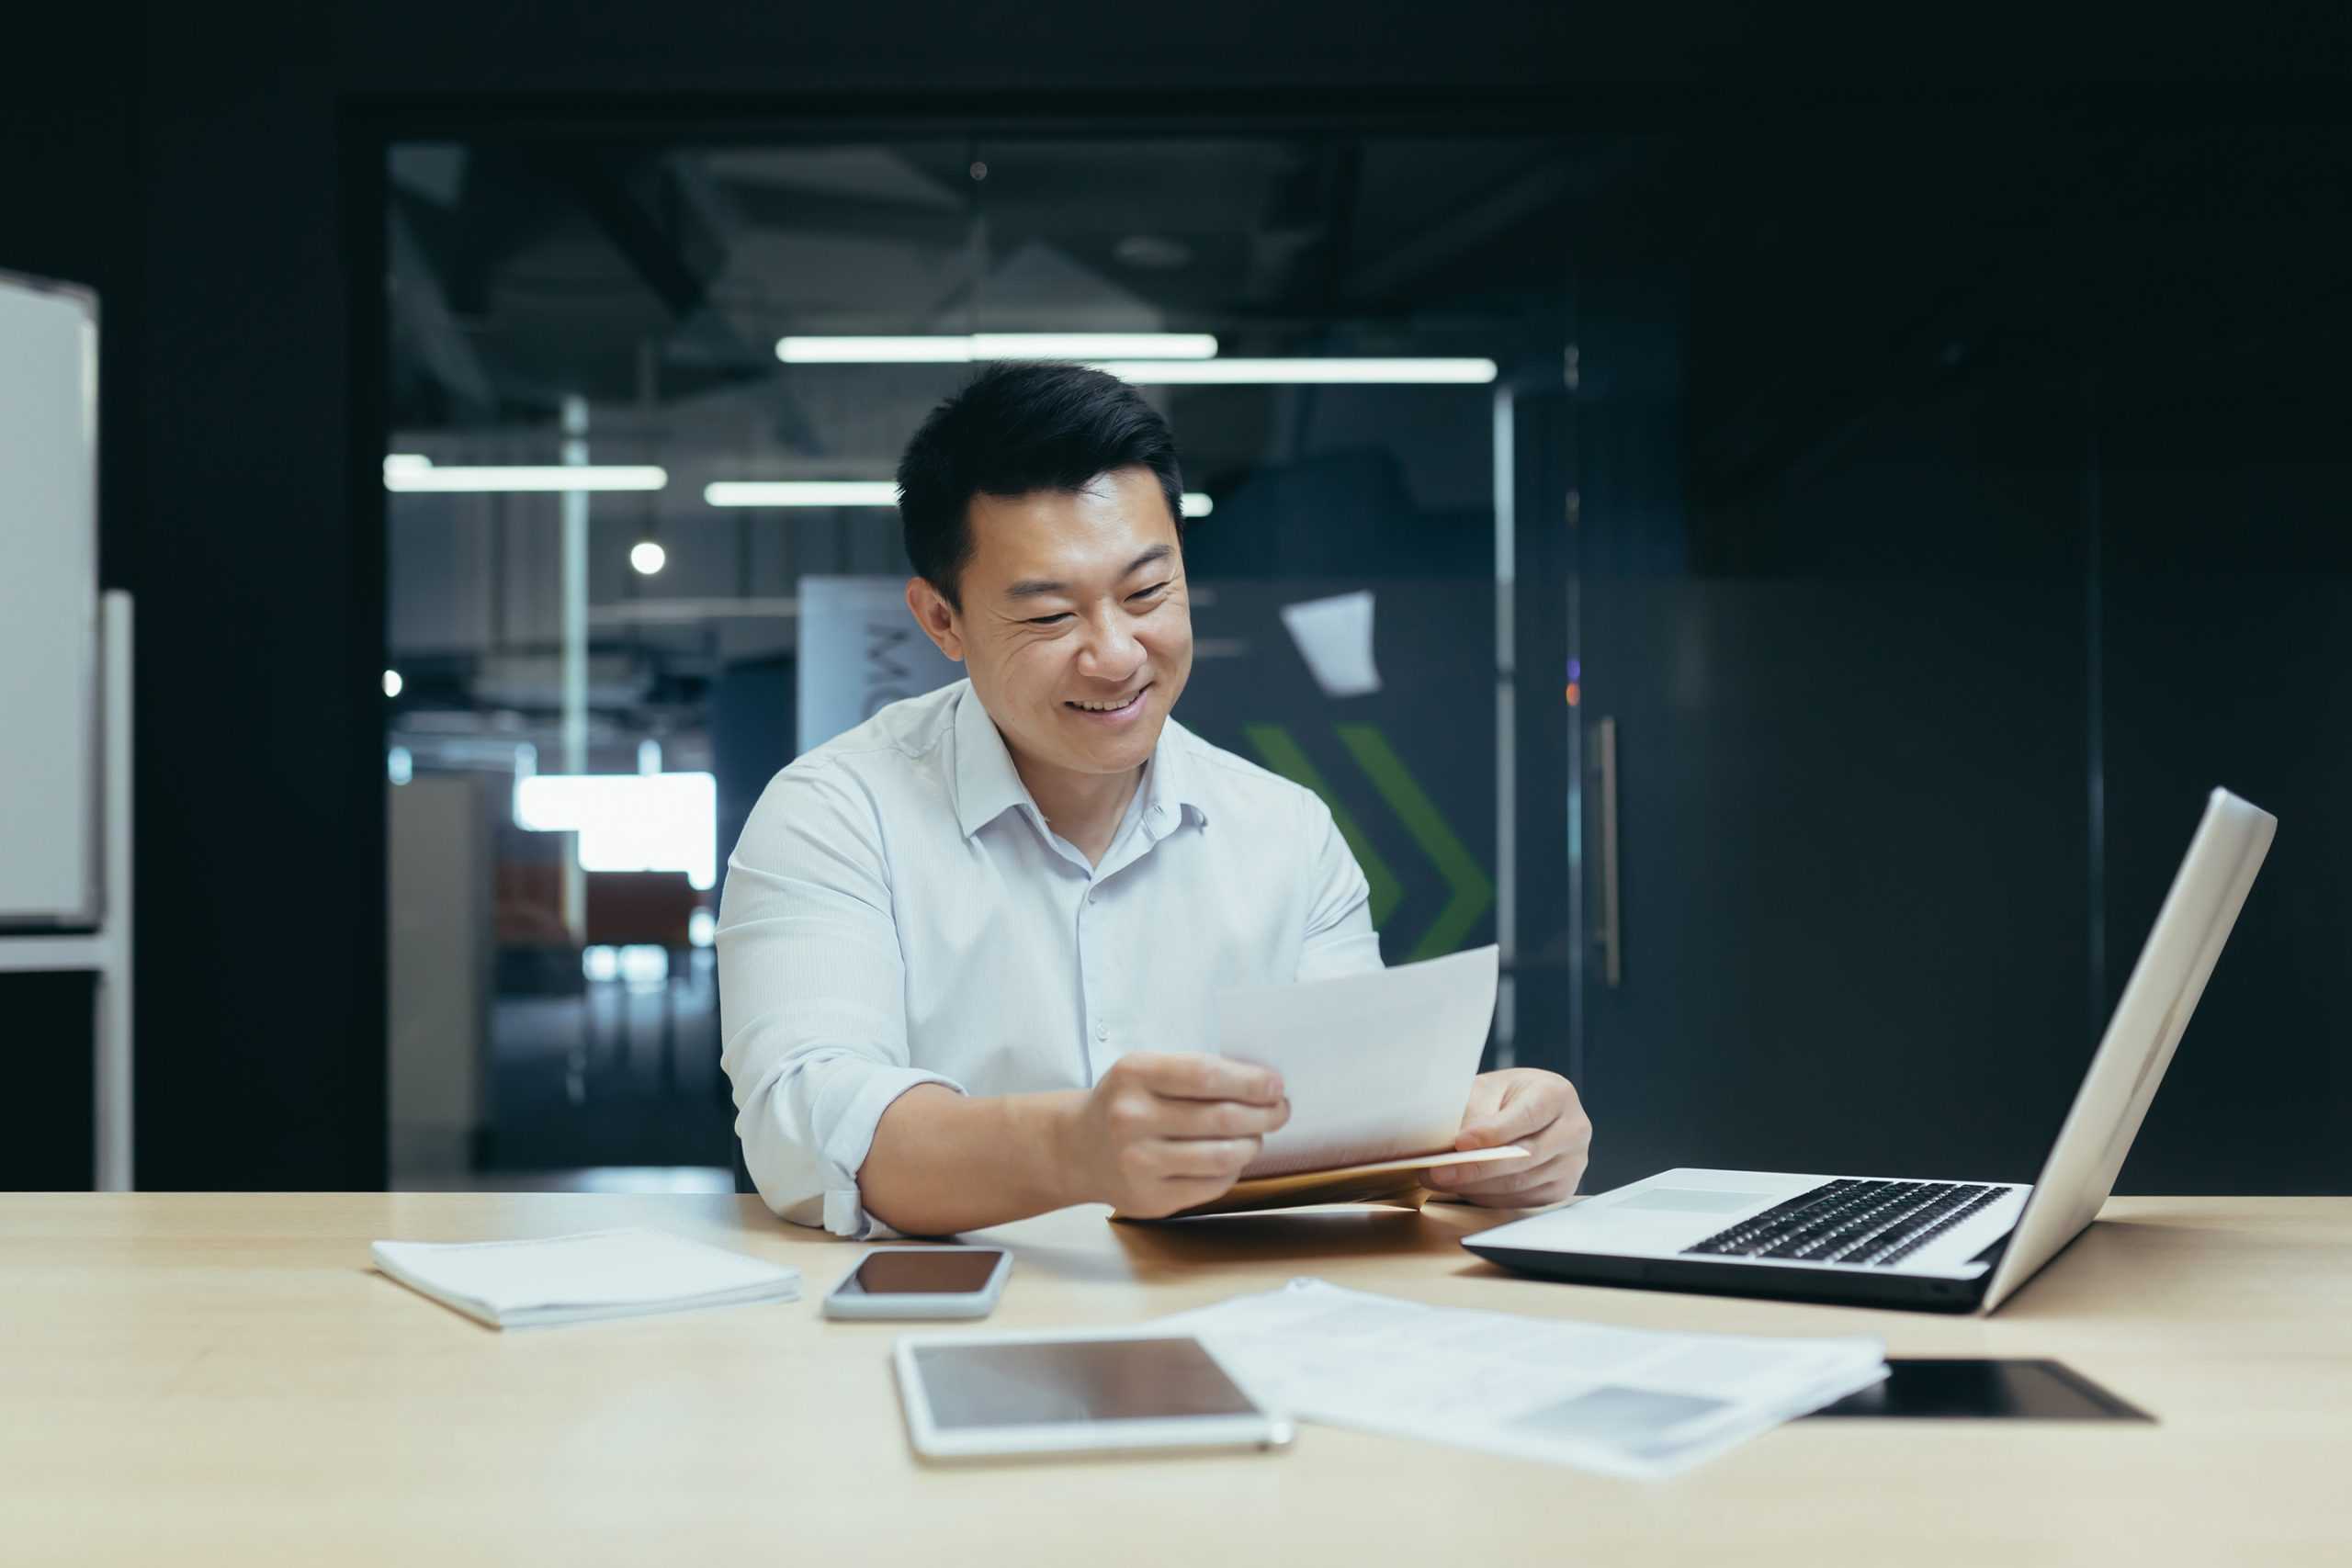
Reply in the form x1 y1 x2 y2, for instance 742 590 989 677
718 362 1591 1237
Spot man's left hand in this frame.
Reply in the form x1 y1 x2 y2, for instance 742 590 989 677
1424 1068 1591 1208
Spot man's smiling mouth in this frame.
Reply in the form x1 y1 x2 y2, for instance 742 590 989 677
1065 684 1150 714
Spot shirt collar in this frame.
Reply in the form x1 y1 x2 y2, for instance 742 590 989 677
949 681 1212 841
950 681 1035 840
1137 718 1210 839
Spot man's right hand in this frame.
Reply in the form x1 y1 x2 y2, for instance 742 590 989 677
1059 1052 1290 1218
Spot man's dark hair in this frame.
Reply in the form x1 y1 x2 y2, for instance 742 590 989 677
896 361 1185 609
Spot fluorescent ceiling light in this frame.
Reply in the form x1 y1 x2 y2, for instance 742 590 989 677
705 480 1216 518
387 465 669 493
777 333 1219 364
1088 358 1498 385
705 481 898 507
976 333 1216 359
383 453 433 475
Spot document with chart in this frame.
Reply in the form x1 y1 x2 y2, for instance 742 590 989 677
1154 1278 1887 1477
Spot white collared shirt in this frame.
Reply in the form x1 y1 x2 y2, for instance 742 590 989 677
717 679 1381 1236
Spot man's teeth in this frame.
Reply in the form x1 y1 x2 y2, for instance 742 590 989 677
1070 694 1137 712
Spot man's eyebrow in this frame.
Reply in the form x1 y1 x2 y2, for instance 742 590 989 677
1122 544 1176 578
1001 545 1175 601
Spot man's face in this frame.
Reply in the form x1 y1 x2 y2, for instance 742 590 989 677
907 465 1193 785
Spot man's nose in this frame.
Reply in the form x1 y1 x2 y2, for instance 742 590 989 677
1074 610 1145 679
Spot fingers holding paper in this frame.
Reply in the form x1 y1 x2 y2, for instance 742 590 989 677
1070 1051 1293 1218
1425 1068 1590 1208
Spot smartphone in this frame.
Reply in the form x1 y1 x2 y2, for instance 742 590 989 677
821 1245 1012 1320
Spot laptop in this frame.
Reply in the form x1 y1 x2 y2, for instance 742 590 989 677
1465 787 2276 1314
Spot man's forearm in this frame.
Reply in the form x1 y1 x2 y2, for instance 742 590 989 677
856 1084 1091 1236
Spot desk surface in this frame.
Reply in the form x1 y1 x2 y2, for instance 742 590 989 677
5 1192 2346 1565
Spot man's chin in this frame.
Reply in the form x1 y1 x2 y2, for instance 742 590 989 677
1051 708 1165 773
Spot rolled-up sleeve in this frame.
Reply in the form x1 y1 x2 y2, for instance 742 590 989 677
1295 789 1385 981
717 761 962 1236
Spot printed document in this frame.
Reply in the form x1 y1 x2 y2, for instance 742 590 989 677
1155 1278 1886 1477
1215 944 1498 1178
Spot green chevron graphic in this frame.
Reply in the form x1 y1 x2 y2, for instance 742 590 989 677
1241 723 1404 930
1334 722 1495 962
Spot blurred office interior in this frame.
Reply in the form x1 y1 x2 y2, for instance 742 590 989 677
4 5 2347 1198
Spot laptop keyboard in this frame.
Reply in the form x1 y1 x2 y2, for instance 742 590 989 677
1681 1179 2006 1268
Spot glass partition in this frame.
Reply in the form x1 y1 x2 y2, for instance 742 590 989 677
383 130 1582 1189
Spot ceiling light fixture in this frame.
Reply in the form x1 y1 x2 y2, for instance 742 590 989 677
628 540 667 576
1088 358 1498 385
704 480 1215 517
777 333 1219 364
386 465 669 493
705 481 899 507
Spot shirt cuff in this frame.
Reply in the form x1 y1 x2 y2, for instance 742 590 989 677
819 1066 964 1239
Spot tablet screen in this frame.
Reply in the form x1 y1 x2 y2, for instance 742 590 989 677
910 1337 1261 1429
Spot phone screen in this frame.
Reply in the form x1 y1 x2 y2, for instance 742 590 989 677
846 1249 1004 1295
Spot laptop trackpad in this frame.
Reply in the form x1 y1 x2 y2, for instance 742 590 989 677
1617 1188 1770 1214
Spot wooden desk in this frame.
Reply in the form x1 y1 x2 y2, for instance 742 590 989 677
4 1194 2346 1565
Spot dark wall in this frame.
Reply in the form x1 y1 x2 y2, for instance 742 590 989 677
2101 381 2352 1193
2 11 141 1190
5 1 2347 1189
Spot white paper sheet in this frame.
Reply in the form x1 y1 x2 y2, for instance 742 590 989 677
1279 590 1383 697
1214 945 1498 1178
1155 1278 1887 1478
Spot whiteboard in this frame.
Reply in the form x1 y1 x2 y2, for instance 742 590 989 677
795 576 961 756
0 272 101 928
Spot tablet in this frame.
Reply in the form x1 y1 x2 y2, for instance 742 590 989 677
892 1326 1295 1461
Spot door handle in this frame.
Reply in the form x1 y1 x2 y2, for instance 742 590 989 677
1594 716 1622 987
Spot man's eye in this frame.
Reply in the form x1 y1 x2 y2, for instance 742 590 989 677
1128 581 1170 602
1025 613 1072 627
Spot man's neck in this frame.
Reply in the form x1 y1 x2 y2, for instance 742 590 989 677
1016 756 1144 868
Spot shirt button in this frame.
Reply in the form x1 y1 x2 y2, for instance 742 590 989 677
1086 890 1097 906
1093 1018 1109 1043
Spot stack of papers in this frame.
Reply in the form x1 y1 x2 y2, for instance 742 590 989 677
371 1229 801 1330
1156 1278 1885 1478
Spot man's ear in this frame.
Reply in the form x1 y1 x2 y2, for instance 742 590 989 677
905 575 966 663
